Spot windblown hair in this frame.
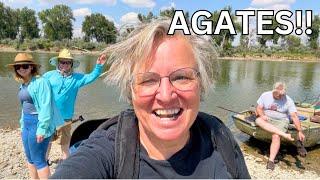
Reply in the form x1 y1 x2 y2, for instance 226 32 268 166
14 64 40 83
102 19 219 103
273 82 286 91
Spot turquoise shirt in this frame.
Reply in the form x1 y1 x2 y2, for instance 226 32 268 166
43 64 103 120
19 76 64 138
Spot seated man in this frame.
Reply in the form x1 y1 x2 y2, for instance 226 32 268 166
255 82 305 170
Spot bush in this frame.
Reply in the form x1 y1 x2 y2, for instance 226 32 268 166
264 49 272 57
0 38 11 45
82 42 96 50
315 50 320 59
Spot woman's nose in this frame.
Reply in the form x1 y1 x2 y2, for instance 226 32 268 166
155 78 177 102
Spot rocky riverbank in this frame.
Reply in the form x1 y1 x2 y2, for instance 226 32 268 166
0 128 319 179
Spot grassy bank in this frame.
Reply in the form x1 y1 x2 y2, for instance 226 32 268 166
0 38 105 54
220 46 320 62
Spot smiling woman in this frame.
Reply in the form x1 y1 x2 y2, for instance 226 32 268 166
6 53 64 179
51 19 250 179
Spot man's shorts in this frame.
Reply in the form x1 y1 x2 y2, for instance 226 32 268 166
267 117 290 133
52 120 72 145
263 110 290 132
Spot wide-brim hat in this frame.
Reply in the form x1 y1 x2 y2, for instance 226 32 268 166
6 53 40 69
49 48 80 68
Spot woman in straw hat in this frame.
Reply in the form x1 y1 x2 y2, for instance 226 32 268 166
7 53 64 179
43 48 107 160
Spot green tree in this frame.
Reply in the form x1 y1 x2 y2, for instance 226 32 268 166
38 5 75 40
0 2 19 39
307 15 320 49
82 13 117 43
160 7 190 22
257 16 283 47
138 12 156 23
160 7 175 18
210 6 241 50
284 35 301 52
19 7 39 41
0 2 5 39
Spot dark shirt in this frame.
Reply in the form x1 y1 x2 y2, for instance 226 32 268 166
51 122 233 179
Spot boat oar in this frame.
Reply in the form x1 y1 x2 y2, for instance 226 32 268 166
56 115 85 130
99 71 107 78
216 106 243 114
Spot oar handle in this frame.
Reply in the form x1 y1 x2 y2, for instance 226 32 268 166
216 106 242 114
56 115 85 130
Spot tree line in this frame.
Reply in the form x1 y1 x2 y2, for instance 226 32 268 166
0 3 117 44
0 3 319 59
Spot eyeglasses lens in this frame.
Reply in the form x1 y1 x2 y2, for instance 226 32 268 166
132 68 199 96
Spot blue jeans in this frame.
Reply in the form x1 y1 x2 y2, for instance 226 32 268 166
22 113 51 169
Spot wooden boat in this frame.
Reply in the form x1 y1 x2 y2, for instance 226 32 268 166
232 107 320 147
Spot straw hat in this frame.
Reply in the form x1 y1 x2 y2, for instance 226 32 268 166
49 49 80 68
6 53 40 69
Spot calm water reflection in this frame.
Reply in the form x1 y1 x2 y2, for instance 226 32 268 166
1 52 319 132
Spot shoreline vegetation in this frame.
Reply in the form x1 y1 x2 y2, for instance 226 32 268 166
1 128 319 179
1 45 319 62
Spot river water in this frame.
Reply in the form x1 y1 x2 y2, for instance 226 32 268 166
0 52 320 173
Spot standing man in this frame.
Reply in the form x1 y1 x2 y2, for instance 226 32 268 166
255 82 305 170
43 49 106 160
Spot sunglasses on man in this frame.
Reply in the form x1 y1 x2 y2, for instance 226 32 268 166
59 60 72 65
14 64 30 70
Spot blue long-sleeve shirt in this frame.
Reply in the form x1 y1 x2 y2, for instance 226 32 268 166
19 76 64 138
43 64 103 120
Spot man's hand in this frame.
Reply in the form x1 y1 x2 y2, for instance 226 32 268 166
290 112 305 142
36 135 44 143
256 105 267 121
96 54 107 65
298 131 305 141
261 115 268 121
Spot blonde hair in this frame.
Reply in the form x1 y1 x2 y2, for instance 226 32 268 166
102 19 219 103
273 82 286 91
14 65 40 83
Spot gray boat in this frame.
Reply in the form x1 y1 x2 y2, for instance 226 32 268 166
232 107 320 147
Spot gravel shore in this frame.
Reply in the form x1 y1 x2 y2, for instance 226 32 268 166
1 128 319 179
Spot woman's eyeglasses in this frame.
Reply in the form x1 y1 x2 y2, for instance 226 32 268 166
59 60 72 65
131 68 200 97
14 64 30 70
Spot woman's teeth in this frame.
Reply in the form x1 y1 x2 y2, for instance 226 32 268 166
154 108 181 118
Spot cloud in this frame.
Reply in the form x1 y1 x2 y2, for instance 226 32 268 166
268 3 291 10
39 0 116 6
251 0 295 7
73 8 92 17
105 15 115 22
122 0 155 8
73 27 84 38
1 0 33 8
104 14 120 28
249 0 295 11
77 0 116 5
120 12 140 25
160 1 175 11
